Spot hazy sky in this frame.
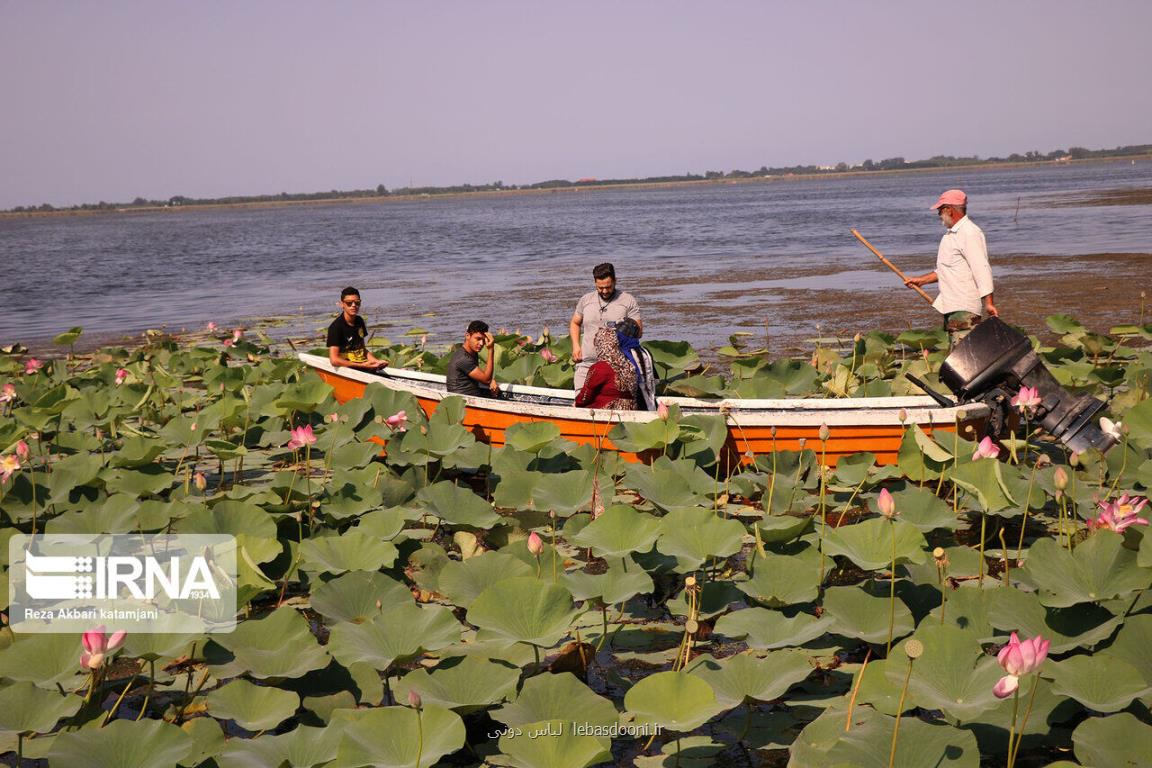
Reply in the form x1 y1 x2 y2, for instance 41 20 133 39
2 1 1150 209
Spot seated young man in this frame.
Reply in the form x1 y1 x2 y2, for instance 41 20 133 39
327 287 388 371
446 320 499 398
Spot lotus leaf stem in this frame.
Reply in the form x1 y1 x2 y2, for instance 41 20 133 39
414 707 424 768
1016 461 1039 562
886 519 897 654
978 511 987 585
888 653 916 768
998 528 1010 587
102 665 142 726
845 647 872 731
1008 674 1041 768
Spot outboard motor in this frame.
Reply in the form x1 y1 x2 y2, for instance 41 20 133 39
938 317 1117 454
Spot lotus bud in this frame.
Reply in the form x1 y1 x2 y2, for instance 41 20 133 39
549 509 557 519
904 638 924 660
1053 466 1069 491
657 401 670 420
207 322 218 332
527 532 544 557
797 437 807 450
193 472 207 492
898 409 908 424
818 424 830 443
375 599 383 611
1068 451 1080 468
769 425 777 438
877 488 897 519
327 412 339 423
407 689 422 710
114 368 128 386
15 440 29 461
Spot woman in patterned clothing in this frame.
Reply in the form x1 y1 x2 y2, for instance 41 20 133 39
575 327 637 409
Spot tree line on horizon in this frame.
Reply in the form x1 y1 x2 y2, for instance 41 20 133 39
7 142 1150 214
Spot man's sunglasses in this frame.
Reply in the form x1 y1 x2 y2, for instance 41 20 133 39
343 300 362 307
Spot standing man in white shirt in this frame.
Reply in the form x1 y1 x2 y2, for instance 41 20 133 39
570 262 643 390
905 189 998 344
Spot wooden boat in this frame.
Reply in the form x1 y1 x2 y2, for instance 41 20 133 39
299 353 988 465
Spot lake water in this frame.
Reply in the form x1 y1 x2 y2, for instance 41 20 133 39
2 160 1150 353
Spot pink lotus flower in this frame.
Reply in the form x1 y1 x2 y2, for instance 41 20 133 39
1011 386 1041 413
207 322 218 332
222 339 234 348
993 632 1049 698
24 358 42 375
232 329 244 342
407 689 422 709
0 383 15 403
0 454 20 483
327 412 340 423
419 334 427 350
972 436 1001 461
286 424 316 450
877 488 897 519
527 531 544 557
385 410 408 432
540 348 558 363
114 368 128 386
80 626 127 671
657 401 670 420
193 472 207 492
1090 494 1149 533
15 440 29 461
1099 417 1122 441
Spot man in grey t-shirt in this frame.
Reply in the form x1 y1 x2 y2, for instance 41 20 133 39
569 262 642 390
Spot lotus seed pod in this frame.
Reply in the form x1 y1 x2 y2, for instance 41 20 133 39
905 639 924 659
932 547 946 561
797 437 807 449
685 575 697 587
685 619 699 634
1053 466 1069 491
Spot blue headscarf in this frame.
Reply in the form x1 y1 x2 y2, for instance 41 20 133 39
616 329 643 378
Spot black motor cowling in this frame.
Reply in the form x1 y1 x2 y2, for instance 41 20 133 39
938 318 1116 454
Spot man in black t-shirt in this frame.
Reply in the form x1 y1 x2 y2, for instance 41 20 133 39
326 287 388 371
446 320 499 398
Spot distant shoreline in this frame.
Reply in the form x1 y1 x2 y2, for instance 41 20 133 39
3 154 1150 221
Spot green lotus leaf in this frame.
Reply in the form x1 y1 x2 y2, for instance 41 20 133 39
298 531 398 575
892 624 1003 721
437 551 535 609
179 715 226 767
48 719 193 768
822 518 928 571
310 571 413 624
0 681 82 733
122 632 202 663
563 557 655 606
834 452 876 486
273 379 335 412
504 422 563 453
45 493 141 534
498 719 612 768
208 606 330 679
623 457 715 510
668 373 726 397
755 513 814 544
0 632 85 689
739 543 820 607
570 504 663 558
216 725 340 768
655 507 745 570
624 671 724 732
887 484 960 532
422 422 477 457
823 586 915 645
665 580 743 621
417 481 501 528
686 650 813 707
45 452 103 505
326 602 461 672
492 672 619 730
206 678 300 731
713 607 831 650
825 710 979 768
923 585 993 638
467 577 581 648
531 469 594 516
176 500 280 563
329 440 383 469
393 656 520 713
329 704 465 768
1105 613 1152 675
896 426 947 482
1073 712 1152 768
985 586 1123 653
607 417 681 454
108 436 168 468
1048 653 1152 713
950 458 1017 514
1023 533 1152 608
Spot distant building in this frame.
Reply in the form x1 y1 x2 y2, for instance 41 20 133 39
576 177 597 183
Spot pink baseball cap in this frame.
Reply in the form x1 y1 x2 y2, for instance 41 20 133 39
931 189 967 210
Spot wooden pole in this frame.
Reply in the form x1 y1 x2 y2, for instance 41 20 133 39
851 229 934 304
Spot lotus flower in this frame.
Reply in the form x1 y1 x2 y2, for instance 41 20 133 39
286 424 316 450
193 472 207 492
419 334 427 350
972 436 1001 460
232 328 243 342
993 632 1049 698
527 531 544 557
327 412 340 423
385 410 408 432
24 358 42 375
0 383 15 403
877 488 897 519
207 322 218 332
0 454 19 483
1090 494 1149 533
15 440 29 461
1100 417 1122 441
1011 386 1041 413
114 368 128 386
1053 466 1069 491
818 423 830 442
407 689 422 709
222 339 234 348
657 401 669 420
80 626 127 671
540 348 558 363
